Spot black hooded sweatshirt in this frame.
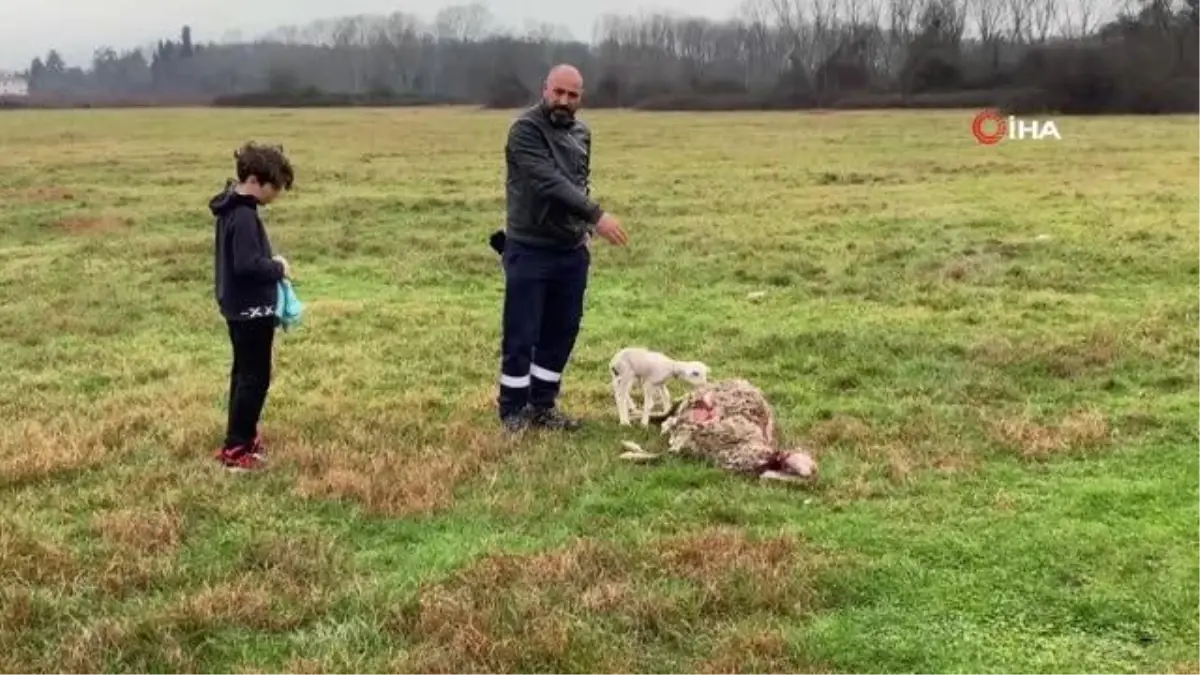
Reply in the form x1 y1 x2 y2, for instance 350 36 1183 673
210 182 285 321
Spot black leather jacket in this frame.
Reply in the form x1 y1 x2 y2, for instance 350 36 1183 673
503 101 603 250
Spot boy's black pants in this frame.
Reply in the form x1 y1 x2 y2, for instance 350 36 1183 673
497 238 589 419
225 317 276 449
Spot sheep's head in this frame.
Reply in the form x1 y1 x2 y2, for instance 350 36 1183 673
676 361 709 386
782 450 818 479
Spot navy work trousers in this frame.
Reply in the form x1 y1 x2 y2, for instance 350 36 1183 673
497 238 590 419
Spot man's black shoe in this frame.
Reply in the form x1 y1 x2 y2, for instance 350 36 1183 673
529 407 582 431
501 411 530 435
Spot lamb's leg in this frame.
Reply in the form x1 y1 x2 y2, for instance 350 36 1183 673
640 380 656 426
611 379 626 425
613 373 633 426
656 383 672 413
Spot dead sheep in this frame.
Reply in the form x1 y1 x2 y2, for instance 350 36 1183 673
624 378 819 486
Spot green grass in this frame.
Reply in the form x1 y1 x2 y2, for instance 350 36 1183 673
0 107 1197 673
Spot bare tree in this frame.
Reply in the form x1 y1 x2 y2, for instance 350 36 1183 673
16 0 1197 114
1061 0 1100 36
1030 0 1061 40
1004 0 1037 41
435 2 494 42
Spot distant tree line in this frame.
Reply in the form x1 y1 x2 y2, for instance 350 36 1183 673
4 0 1197 114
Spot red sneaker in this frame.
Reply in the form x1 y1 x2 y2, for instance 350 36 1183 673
227 452 265 472
249 435 268 462
215 445 264 472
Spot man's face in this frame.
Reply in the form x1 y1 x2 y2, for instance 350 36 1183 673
258 183 281 205
241 176 280 205
543 73 582 127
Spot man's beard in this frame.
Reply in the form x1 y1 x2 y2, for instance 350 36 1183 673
548 104 575 127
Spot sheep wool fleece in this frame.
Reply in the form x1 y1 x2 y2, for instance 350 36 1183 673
660 379 787 475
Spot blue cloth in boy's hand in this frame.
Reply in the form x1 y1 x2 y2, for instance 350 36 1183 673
276 279 304 331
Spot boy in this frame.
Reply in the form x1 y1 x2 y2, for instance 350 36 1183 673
209 142 295 471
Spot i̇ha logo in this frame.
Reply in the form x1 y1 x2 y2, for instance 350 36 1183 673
972 109 1061 145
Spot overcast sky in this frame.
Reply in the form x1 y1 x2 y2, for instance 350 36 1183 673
0 0 743 71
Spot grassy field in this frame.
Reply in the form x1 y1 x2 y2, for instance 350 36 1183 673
0 106 1197 673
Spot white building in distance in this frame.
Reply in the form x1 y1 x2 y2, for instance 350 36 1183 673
0 72 29 97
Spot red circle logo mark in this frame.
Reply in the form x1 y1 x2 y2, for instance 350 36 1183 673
972 110 1007 145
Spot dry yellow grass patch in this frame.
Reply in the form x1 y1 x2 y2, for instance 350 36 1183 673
987 408 1112 459
390 526 837 672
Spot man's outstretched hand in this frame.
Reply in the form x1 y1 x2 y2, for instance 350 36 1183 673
594 213 628 246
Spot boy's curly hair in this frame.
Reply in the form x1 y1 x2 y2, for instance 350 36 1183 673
234 142 294 190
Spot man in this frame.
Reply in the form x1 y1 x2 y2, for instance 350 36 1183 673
496 64 629 433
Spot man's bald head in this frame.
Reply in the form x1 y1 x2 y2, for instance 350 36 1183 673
542 63 584 126
546 64 583 88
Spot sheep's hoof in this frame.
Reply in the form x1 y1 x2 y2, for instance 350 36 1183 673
759 470 804 484
619 440 660 462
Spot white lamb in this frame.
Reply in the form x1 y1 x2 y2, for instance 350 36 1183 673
609 347 709 426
